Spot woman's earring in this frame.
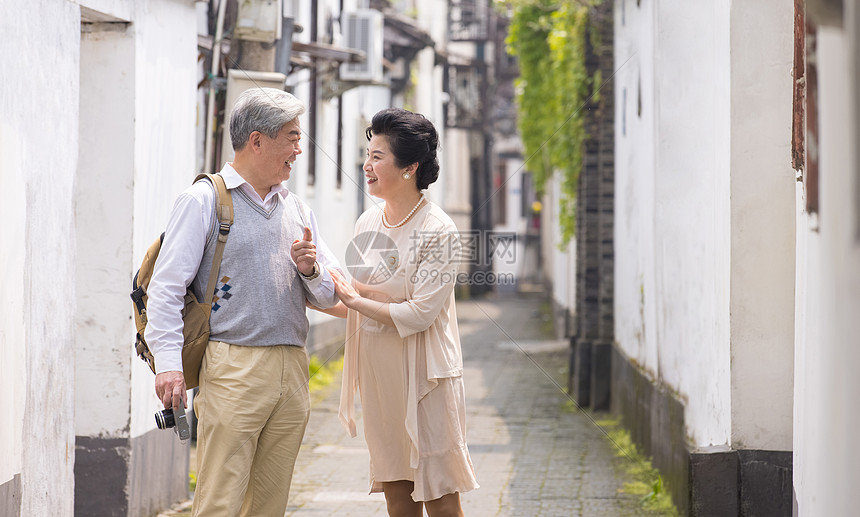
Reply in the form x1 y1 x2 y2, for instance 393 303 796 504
403 173 411 180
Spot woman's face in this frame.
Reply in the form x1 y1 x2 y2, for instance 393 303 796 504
363 134 408 199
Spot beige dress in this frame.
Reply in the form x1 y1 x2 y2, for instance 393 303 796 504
338 200 479 501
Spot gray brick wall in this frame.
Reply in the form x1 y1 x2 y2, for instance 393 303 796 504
571 2 615 411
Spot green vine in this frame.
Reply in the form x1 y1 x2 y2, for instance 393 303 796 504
504 0 599 243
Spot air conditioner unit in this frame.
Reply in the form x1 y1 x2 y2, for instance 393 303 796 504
340 9 384 83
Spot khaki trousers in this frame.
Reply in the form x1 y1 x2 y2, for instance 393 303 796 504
192 341 310 517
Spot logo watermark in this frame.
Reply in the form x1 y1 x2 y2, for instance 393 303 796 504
344 231 400 286
344 230 519 286
410 269 516 287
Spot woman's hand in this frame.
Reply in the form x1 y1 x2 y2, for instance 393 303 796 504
328 267 396 327
329 268 359 308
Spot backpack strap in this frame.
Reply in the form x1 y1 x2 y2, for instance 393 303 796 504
195 173 233 305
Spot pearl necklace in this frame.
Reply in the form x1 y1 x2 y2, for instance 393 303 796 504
382 194 425 228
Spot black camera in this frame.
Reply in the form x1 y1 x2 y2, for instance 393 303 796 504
155 407 191 441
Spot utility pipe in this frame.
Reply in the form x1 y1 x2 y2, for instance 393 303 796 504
203 0 228 174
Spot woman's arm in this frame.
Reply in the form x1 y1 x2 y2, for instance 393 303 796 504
306 299 349 319
329 268 396 327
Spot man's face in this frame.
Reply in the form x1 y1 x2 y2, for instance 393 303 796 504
260 119 302 185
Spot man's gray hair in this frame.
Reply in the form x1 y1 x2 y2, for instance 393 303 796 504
230 88 306 151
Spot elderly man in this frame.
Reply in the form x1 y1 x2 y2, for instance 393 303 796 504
145 88 339 516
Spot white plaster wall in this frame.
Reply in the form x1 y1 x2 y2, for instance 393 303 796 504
0 1 80 513
727 0 795 452
615 0 733 448
76 25 136 438
546 173 573 312
444 128 474 234
794 9 860 515
614 0 658 373
0 79 28 497
0 122 27 489
653 2 733 449
129 0 200 437
793 181 821 517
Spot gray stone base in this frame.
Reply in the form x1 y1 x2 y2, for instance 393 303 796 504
569 339 612 410
0 473 21 517
571 339 592 406
690 449 738 516
612 345 690 514
612 346 793 516
736 450 793 516
75 437 130 516
590 341 611 410
75 427 188 517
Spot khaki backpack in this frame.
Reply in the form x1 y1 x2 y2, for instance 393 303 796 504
130 173 233 389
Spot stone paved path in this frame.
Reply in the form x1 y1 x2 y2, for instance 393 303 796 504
283 292 650 516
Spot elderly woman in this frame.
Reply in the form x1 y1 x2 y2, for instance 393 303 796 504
328 108 479 516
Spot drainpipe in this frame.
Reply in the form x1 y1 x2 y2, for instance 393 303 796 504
204 0 228 174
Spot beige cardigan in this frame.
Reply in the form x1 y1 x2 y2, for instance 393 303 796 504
338 202 464 468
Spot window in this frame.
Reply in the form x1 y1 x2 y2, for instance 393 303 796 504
444 63 486 129
448 0 490 41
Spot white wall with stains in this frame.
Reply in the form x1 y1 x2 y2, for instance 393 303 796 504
614 0 795 452
615 0 733 449
1 2 81 513
727 0 795 452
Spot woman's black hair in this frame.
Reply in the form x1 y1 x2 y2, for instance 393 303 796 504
366 108 440 190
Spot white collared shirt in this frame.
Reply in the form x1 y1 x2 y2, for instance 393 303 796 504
144 163 339 373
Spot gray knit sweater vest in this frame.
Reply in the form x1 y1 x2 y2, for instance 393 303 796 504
192 186 310 347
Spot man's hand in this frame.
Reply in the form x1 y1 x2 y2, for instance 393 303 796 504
291 226 317 276
155 371 187 410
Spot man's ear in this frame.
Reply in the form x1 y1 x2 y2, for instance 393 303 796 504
249 131 264 152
